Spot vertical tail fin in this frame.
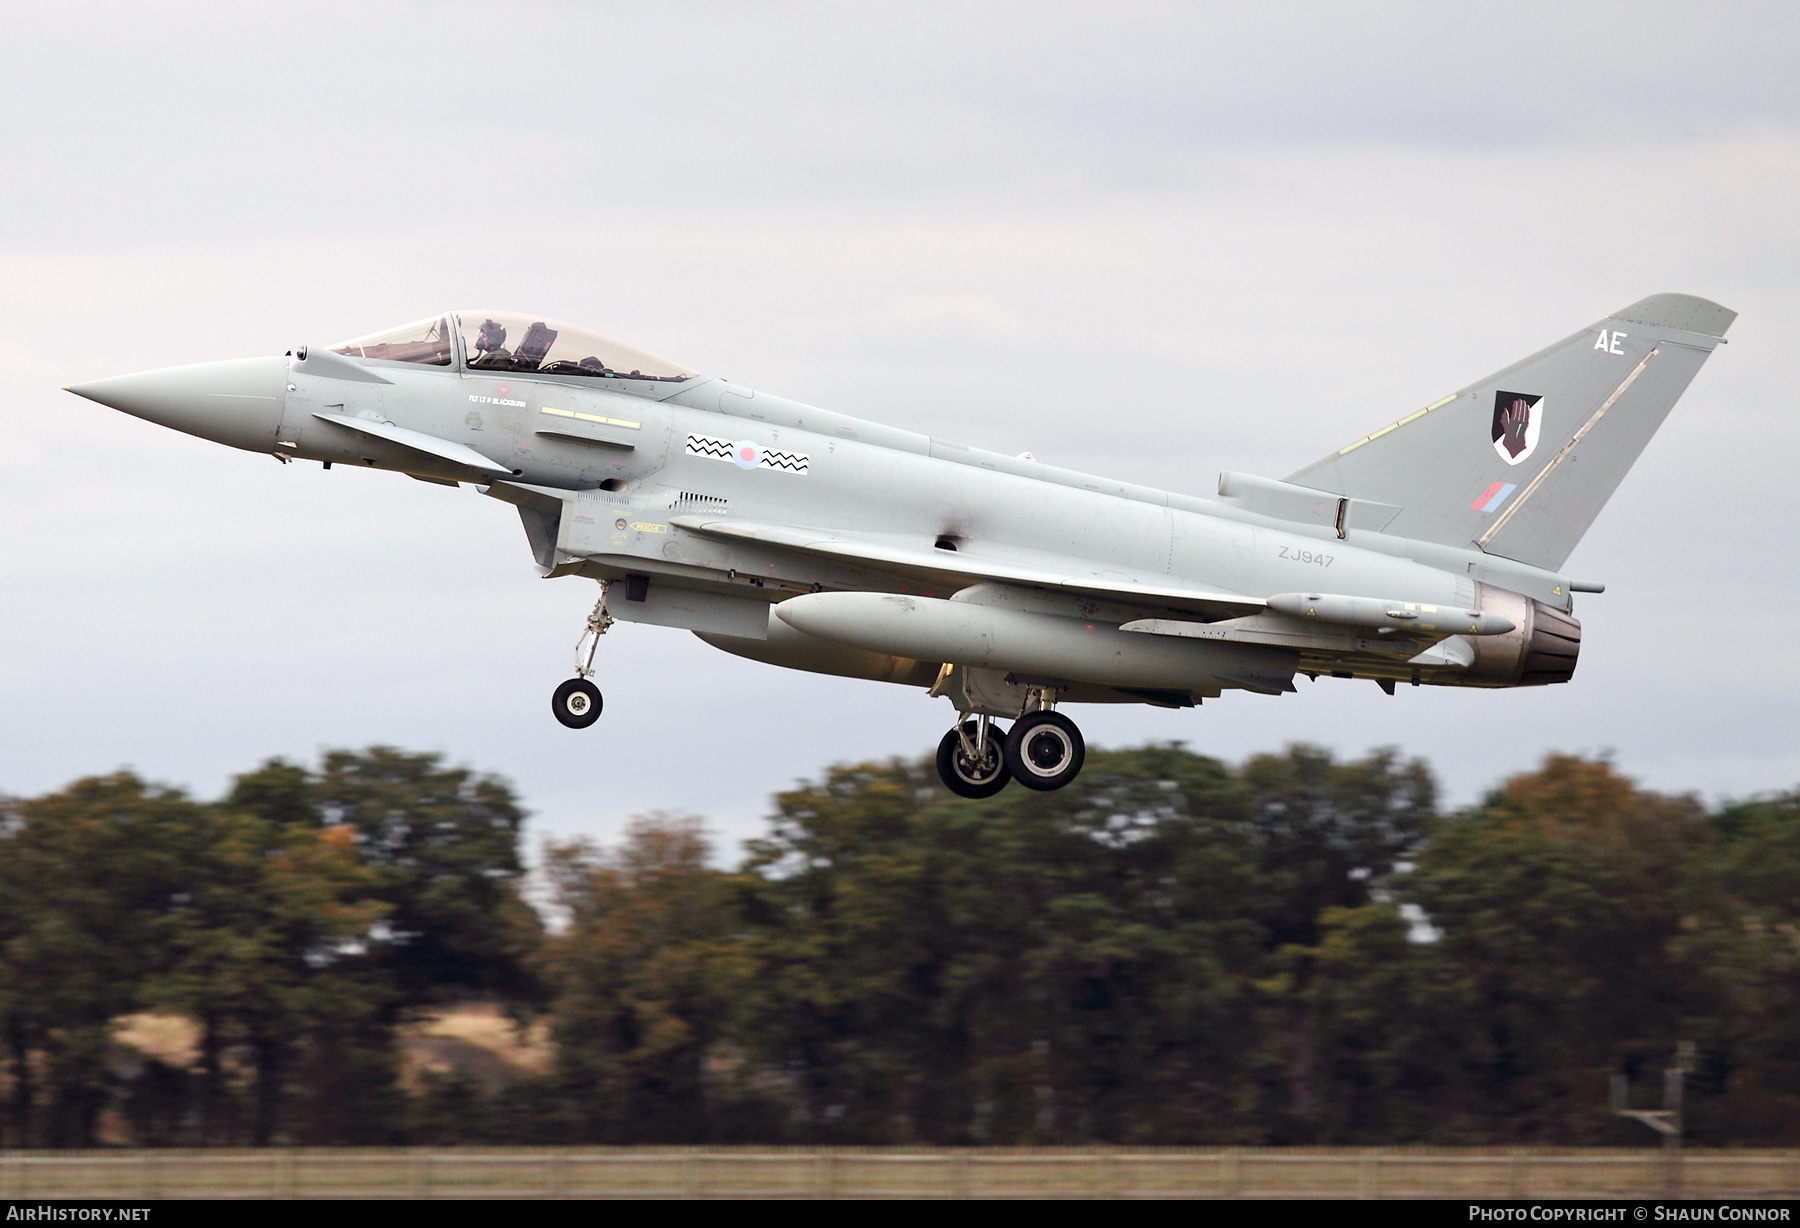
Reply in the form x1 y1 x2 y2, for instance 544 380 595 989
1287 294 1734 571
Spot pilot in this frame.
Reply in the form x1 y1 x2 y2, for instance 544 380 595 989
471 318 511 366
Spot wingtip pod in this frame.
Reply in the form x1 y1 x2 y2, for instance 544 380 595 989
1611 293 1736 338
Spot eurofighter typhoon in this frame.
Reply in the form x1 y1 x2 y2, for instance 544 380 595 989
67 295 1733 796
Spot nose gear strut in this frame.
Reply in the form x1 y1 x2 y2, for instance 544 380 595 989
575 584 614 680
554 583 611 729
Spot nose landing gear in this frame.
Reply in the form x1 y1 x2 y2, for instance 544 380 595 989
553 585 612 730
552 677 603 728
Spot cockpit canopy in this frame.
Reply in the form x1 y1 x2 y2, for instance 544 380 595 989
329 312 697 383
459 311 697 382
331 315 455 366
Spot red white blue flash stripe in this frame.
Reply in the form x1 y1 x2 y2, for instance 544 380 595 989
1471 481 1517 513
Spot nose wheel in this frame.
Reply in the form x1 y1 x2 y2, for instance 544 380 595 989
552 678 603 728
936 716 1011 798
554 585 612 730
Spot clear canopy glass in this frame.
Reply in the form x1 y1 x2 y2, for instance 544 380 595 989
454 311 697 382
330 315 455 366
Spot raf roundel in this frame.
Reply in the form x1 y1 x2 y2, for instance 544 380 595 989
734 441 763 469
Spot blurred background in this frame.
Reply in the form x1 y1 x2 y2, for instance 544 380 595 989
1 1 1798 1153
5 745 1797 1148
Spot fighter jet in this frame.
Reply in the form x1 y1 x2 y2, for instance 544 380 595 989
66 295 1733 797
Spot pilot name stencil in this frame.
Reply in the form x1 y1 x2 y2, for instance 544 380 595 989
686 432 809 475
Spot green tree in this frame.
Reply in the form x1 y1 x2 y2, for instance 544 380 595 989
305 748 543 1007
1678 790 1800 1140
1239 745 1436 949
177 749 544 1144
0 774 211 1146
1234 745 1437 1141
1400 755 1711 1142
729 743 1426 1144
541 815 757 1142
1273 901 1449 1142
144 796 394 1144
0 750 542 1148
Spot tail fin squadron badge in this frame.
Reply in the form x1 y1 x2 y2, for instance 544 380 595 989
1491 391 1543 465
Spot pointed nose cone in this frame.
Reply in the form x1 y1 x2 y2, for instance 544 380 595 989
67 356 288 453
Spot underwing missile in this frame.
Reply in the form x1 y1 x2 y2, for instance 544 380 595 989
1264 592 1516 636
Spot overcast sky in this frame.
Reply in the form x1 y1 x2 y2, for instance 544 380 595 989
4 2 1798 853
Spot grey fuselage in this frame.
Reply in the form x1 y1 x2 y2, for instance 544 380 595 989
68 332 1596 715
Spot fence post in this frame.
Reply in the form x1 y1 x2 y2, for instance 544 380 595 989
682 1149 699 1199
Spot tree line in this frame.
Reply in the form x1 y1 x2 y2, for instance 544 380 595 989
1 742 1795 1147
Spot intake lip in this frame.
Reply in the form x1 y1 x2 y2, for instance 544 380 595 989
67 356 288 453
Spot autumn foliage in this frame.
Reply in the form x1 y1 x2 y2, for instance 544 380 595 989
2 745 1796 1146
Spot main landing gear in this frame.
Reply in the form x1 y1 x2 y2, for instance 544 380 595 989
937 716 1011 798
1006 709 1085 792
553 586 612 730
934 687 1086 797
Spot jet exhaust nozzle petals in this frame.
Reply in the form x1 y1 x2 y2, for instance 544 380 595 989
66 356 289 453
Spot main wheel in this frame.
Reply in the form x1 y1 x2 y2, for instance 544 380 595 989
1004 711 1085 791
552 678 603 729
936 721 1012 798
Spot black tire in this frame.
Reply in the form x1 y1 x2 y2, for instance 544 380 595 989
552 678 603 729
1004 711 1085 791
936 721 1012 798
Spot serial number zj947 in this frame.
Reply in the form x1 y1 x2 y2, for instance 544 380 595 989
1277 546 1334 567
